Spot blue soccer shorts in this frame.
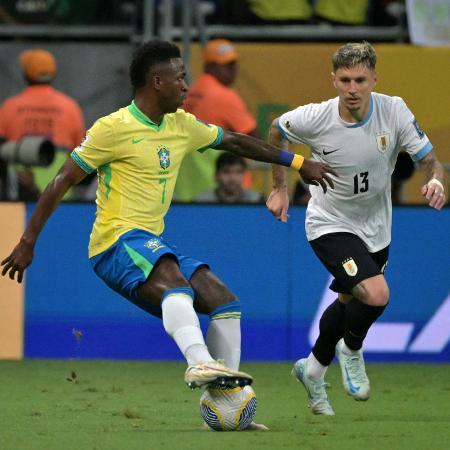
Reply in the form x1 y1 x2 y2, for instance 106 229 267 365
90 228 207 317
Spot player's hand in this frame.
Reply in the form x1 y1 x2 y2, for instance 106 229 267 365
421 179 446 210
299 160 337 193
1 239 34 283
266 186 290 223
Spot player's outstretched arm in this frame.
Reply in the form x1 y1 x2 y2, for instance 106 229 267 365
266 120 291 223
1 159 88 283
218 130 336 193
418 151 446 210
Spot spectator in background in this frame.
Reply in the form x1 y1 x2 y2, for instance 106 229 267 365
175 39 259 202
0 0 130 25
221 0 313 25
314 0 369 25
195 152 263 203
0 49 85 200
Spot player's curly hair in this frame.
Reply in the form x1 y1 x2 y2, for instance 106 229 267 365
129 41 181 88
332 41 377 71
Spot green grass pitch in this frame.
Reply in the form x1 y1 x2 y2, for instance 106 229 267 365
0 360 449 450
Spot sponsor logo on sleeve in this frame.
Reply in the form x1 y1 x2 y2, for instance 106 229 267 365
196 118 211 127
412 119 425 139
77 135 90 152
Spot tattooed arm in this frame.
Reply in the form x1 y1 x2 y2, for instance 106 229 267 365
418 151 446 210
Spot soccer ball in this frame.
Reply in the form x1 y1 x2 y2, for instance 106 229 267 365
200 384 257 431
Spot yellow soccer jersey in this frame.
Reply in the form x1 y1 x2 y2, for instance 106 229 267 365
71 101 223 257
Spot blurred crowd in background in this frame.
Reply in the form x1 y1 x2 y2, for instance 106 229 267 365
0 0 405 27
0 0 448 204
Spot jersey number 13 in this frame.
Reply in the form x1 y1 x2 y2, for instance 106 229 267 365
353 171 369 194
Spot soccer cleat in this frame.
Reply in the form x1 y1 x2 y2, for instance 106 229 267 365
243 421 269 431
335 338 370 401
185 361 253 389
203 421 269 432
292 358 335 416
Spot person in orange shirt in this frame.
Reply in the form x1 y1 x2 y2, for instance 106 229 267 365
0 49 85 200
175 39 259 202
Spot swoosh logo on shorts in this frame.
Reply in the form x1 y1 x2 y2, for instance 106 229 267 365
323 149 339 155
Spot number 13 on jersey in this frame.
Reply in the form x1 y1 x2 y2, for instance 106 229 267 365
354 171 369 194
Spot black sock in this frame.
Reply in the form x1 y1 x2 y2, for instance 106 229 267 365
312 299 346 366
344 298 387 351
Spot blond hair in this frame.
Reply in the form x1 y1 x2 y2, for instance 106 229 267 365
332 42 377 71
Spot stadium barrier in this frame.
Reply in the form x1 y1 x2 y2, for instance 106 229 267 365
1 203 448 362
0 203 25 359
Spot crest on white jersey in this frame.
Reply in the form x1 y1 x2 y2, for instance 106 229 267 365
376 132 390 153
342 257 358 277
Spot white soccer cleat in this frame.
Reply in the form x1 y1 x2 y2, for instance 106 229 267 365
185 361 253 389
243 421 269 431
292 358 335 416
335 338 370 401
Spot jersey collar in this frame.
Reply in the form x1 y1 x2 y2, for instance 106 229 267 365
128 100 166 131
342 94 373 129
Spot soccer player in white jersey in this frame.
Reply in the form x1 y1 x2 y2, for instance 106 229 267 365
1 41 336 430
267 42 446 416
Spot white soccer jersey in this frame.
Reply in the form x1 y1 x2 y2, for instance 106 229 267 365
277 93 433 252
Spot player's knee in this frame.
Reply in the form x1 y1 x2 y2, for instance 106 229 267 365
153 278 190 298
140 256 190 300
190 268 236 313
211 286 236 305
353 275 389 306
365 283 390 306
201 289 236 314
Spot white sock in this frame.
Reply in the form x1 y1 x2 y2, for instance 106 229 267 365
306 352 328 379
342 341 360 355
162 291 214 366
207 318 241 371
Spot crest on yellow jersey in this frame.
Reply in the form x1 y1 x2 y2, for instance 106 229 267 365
158 146 170 170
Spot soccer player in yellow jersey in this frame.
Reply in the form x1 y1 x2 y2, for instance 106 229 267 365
2 42 335 427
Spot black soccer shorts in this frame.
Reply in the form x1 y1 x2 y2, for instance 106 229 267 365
309 232 389 295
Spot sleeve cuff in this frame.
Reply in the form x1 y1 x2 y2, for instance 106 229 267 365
197 126 224 153
71 151 95 174
210 126 224 148
411 141 433 162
